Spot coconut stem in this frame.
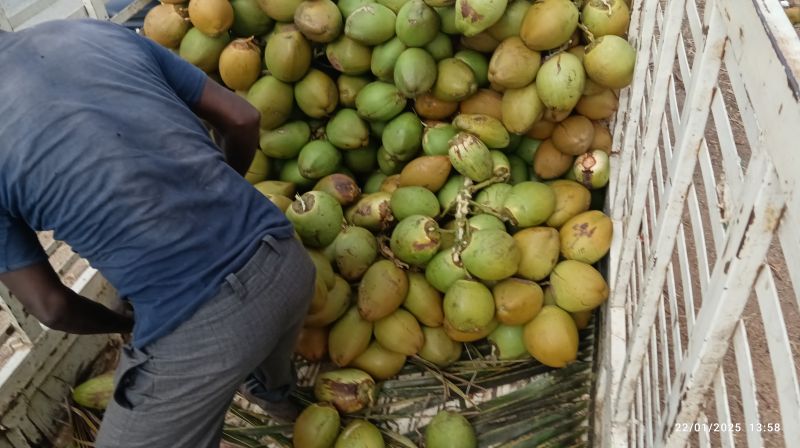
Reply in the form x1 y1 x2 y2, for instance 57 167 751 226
452 177 474 266
377 235 410 270
294 194 307 212
467 200 510 222
577 23 596 43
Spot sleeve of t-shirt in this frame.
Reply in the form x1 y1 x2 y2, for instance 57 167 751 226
140 38 208 107
0 210 47 274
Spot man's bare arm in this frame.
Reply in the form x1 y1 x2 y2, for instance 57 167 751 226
192 79 261 176
0 262 133 334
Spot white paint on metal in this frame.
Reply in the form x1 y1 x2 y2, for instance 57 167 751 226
601 0 800 447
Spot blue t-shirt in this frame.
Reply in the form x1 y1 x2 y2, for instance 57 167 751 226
0 20 294 348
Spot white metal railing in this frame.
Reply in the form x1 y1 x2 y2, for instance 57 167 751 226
0 0 107 31
597 0 800 446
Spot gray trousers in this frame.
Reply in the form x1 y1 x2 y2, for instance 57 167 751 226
96 235 315 448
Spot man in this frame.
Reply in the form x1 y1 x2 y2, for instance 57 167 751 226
0 19 315 447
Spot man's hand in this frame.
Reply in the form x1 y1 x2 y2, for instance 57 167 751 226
192 79 261 176
0 262 134 335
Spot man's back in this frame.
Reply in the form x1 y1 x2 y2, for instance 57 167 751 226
0 20 293 347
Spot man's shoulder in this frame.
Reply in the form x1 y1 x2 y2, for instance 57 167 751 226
24 18 133 42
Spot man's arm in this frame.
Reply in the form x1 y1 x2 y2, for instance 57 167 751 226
0 263 133 334
192 80 261 176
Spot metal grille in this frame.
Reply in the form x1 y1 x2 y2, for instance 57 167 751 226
596 0 800 446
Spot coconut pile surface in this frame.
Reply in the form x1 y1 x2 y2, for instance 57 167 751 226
136 0 635 446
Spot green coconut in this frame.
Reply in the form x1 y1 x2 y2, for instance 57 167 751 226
256 0 303 21
371 37 408 82
346 192 395 232
285 191 344 247
443 279 495 332
519 0 579 50
453 50 489 87
394 47 438 98
326 35 373 75
265 23 312 82
573 149 610 189
452 114 510 148
294 69 339 118
334 419 385 447
583 34 636 89
355 81 407 122
454 0 507 37
535 52 586 113
294 0 343 43
423 123 459 156
419 325 462 366
326 108 371 149
582 0 630 38
488 36 542 89
425 32 455 60
550 260 609 312
513 226 560 281
559 210 612 264
488 324 529 359
279 159 315 189
425 249 468 292
259 121 310 159
398 155 452 192
231 0 274 37
143 3 191 49
179 28 231 73
523 305 578 367
189 0 234 37
547 179 592 228
501 82 545 135
72 372 114 410
293 402 341 448
395 0 440 47
328 307 374 367
246 76 294 130
501 181 555 228
339 0 376 17
351 341 407 380
461 229 521 280
334 226 379 281
306 275 351 327
390 215 442 266
487 0 530 41
313 173 361 206
314 369 377 413
448 132 493 182
297 140 341 179
346 3 398 45
433 58 478 102
382 112 424 161
436 174 465 212
474 183 512 213
358 259 409 321
391 186 441 220
425 411 477 448
338 75 372 107
374 309 425 355
403 272 444 327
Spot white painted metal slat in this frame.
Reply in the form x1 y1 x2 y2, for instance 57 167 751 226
599 0 800 446
731 322 765 448
712 368 735 448
615 2 727 427
754 267 800 445
660 154 784 446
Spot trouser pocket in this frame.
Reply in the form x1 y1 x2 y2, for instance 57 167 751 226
113 344 155 411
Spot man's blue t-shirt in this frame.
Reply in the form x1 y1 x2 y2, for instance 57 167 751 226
0 20 294 348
